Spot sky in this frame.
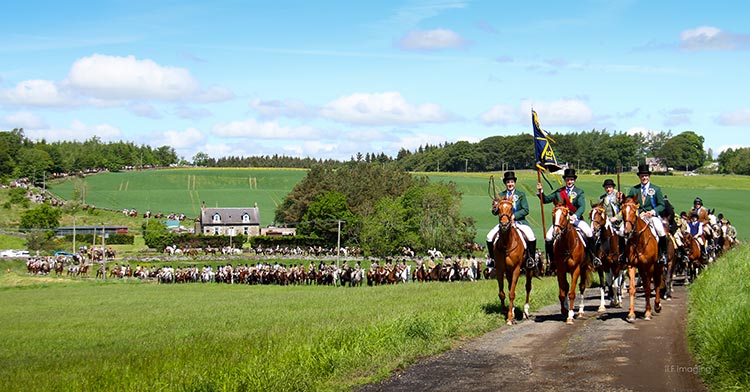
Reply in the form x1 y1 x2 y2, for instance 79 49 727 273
1 0 749 163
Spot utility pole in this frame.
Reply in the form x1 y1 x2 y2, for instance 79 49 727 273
336 220 344 268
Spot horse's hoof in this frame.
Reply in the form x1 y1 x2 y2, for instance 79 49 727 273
566 318 574 324
626 315 636 323
655 304 662 313
506 320 513 326
523 312 530 320
666 297 672 301
597 306 606 313
644 315 652 321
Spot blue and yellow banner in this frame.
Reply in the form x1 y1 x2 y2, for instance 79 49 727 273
532 110 562 172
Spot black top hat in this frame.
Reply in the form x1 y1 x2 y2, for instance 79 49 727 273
502 171 517 183
636 164 651 176
602 178 616 187
562 168 577 179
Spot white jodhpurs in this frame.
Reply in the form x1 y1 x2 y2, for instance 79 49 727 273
545 217 593 241
487 222 536 243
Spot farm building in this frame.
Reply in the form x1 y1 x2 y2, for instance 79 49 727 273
195 203 261 237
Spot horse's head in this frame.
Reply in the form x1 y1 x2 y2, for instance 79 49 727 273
495 197 515 231
589 202 606 234
550 202 570 240
620 197 640 239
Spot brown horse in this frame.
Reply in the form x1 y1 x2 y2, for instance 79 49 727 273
589 203 625 310
492 198 533 325
620 197 663 322
550 203 590 324
681 232 706 283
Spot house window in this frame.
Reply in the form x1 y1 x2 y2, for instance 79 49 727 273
243 226 249 235
242 213 250 223
212 213 221 223
213 227 219 235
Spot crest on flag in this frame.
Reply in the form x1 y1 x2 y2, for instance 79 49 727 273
532 110 563 173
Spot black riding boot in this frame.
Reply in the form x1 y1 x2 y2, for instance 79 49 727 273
545 239 553 264
658 236 667 265
486 241 495 268
526 239 537 269
618 236 627 265
587 237 602 267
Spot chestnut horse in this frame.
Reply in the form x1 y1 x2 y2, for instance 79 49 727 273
492 198 533 325
620 197 663 322
589 203 625 310
550 203 590 324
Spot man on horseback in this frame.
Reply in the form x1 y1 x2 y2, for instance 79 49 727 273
487 171 537 269
689 197 708 222
598 178 625 264
688 212 707 256
625 164 668 265
536 168 601 267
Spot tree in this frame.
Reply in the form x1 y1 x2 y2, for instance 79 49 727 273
298 191 357 244
192 152 210 167
142 219 174 251
360 197 417 257
19 203 62 232
657 131 705 171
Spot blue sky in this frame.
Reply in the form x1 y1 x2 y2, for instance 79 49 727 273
1 0 748 162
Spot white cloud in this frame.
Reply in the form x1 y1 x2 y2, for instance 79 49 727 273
175 105 212 119
480 104 519 125
25 120 121 142
521 99 593 126
321 91 455 125
66 54 200 100
680 26 750 51
0 79 74 107
194 85 235 102
128 102 162 119
211 118 317 139
662 108 692 127
250 98 317 118
398 29 467 50
717 108 750 126
153 127 206 149
0 111 48 129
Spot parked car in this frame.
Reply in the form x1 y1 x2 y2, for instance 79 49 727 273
0 249 29 258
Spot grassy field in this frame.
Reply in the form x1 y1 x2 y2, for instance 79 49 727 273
687 245 750 391
48 168 308 227
0 262 561 391
45 168 750 246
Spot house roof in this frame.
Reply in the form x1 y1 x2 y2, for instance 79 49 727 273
200 207 260 225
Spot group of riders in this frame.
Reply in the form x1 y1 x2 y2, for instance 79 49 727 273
486 164 738 271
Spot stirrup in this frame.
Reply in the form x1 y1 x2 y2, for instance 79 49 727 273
592 256 602 268
525 255 535 269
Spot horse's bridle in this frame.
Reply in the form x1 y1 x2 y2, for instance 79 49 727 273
495 200 514 231
551 206 570 239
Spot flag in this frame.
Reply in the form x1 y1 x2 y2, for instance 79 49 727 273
532 110 562 172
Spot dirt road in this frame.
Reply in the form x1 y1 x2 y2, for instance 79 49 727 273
358 282 707 392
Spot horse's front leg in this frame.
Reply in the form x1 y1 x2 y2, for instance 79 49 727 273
570 267 582 322
557 270 569 318
642 267 653 320
598 269 606 312
506 267 520 325
627 265 637 322
496 262 506 314
523 269 532 319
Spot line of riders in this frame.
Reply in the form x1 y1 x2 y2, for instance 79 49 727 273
486 165 738 275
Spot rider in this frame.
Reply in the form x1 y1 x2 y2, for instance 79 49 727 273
536 168 601 267
687 212 706 255
486 171 537 269
598 178 625 264
625 164 668 265
689 197 709 223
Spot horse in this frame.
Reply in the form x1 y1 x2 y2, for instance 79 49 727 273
492 198 533 325
620 197 664 322
681 232 706 284
589 203 625 310
549 203 590 324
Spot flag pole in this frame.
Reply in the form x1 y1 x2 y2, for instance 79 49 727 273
537 167 546 233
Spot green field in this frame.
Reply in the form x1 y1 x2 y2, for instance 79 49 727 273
47 168 750 245
0 262 560 391
48 168 308 227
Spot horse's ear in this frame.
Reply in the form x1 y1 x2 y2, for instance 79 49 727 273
710 208 715 215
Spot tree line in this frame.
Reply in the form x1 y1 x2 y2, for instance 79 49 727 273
0 128 179 184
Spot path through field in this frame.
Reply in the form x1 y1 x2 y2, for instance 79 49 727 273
358 281 707 392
